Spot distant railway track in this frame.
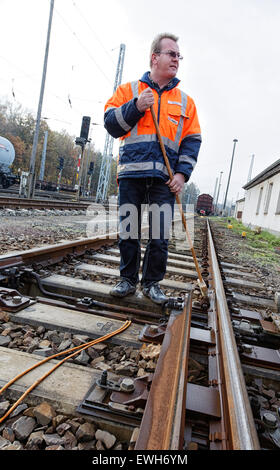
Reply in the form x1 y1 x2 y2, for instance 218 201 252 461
0 195 100 211
0 186 95 202
0 217 279 450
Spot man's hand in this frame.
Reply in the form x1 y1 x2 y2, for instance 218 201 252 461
136 88 154 113
166 173 185 195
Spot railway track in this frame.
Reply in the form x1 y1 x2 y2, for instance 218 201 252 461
0 195 97 211
0 186 95 201
0 216 279 451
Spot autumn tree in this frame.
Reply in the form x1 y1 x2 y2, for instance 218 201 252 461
0 98 117 195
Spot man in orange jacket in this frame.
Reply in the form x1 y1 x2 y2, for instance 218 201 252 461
104 33 201 304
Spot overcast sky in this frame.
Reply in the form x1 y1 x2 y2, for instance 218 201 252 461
1 0 280 204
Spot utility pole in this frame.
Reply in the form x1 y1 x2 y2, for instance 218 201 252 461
96 44 126 203
27 0 54 199
215 171 223 214
212 177 218 204
223 139 238 214
247 154 255 182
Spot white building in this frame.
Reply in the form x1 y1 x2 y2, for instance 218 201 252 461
242 159 280 236
234 197 245 220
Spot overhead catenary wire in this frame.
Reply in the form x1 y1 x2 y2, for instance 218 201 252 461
0 16 110 145
0 319 131 424
0 56 106 119
71 1 116 66
0 56 81 117
54 7 113 86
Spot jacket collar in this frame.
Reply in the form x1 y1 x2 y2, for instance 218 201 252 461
140 71 180 91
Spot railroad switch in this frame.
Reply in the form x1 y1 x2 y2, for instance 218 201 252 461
162 296 184 311
96 372 153 408
138 323 167 344
240 343 253 353
232 319 260 337
249 395 261 418
192 297 210 311
248 389 280 449
208 379 220 387
137 297 185 342
257 411 280 448
107 402 143 416
209 431 227 442
96 371 135 393
0 287 33 312
1 267 22 289
110 374 153 409
77 373 152 423
77 296 94 307
230 306 241 315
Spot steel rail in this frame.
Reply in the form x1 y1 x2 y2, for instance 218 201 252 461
207 220 260 450
135 293 192 450
0 233 119 269
0 215 184 269
0 196 92 210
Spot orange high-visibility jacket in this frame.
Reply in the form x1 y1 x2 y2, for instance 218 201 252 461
104 72 201 182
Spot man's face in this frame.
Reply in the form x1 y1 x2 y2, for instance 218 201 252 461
152 38 180 80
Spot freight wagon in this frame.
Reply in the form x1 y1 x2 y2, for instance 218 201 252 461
0 136 19 188
196 193 214 216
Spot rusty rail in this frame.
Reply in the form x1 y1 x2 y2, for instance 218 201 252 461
0 195 93 210
0 217 261 450
135 293 192 450
207 220 260 450
0 217 183 270
0 234 119 270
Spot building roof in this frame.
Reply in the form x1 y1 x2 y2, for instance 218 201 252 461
243 158 280 190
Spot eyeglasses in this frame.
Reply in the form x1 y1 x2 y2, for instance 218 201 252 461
157 50 183 60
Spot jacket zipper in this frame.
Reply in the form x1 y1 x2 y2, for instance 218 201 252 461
157 90 162 125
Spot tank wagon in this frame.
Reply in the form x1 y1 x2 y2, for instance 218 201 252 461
0 136 19 188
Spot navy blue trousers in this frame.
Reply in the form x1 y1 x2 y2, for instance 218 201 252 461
118 177 175 287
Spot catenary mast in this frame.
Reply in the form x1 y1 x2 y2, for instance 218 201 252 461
95 44 126 203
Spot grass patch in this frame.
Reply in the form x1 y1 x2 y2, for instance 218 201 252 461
211 217 280 265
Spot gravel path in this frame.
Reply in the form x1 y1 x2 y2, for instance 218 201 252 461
0 209 113 254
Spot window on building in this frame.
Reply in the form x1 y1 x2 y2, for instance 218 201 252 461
256 187 263 215
264 183 273 214
276 190 280 215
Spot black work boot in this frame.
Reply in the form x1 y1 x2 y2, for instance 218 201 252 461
110 280 136 298
142 283 167 305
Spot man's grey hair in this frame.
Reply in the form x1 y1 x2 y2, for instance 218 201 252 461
150 33 179 68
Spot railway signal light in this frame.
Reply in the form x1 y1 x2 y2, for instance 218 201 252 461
80 116 91 141
88 162 94 175
57 157 64 170
75 116 91 149
75 116 91 200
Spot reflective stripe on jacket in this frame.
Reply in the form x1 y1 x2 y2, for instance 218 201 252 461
104 71 201 182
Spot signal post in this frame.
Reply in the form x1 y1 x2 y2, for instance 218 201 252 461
75 116 91 201
56 156 64 192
